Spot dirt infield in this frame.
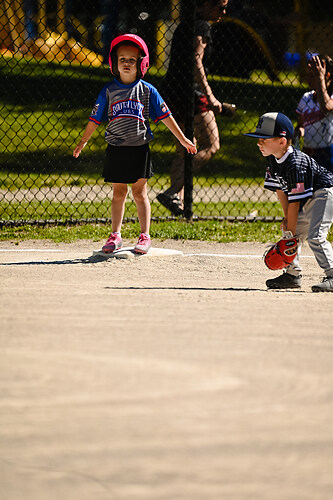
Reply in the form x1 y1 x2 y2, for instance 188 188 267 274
1 239 333 500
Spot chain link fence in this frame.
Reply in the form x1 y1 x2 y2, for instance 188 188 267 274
1 0 332 225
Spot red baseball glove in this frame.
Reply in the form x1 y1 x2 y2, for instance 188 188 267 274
264 233 298 270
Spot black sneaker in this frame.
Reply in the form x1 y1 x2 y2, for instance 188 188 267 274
311 276 333 292
157 192 184 216
266 273 302 289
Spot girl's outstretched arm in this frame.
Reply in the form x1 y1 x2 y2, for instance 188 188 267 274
73 121 99 158
162 116 197 154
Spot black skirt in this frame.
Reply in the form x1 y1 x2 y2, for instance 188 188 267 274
103 143 153 183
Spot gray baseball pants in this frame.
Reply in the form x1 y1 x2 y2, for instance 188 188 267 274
287 187 333 278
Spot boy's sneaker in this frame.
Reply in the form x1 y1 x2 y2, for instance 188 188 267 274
134 233 151 254
311 276 333 292
157 192 183 216
102 232 123 253
266 273 302 289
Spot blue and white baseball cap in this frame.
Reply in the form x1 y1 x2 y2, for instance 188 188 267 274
244 112 294 139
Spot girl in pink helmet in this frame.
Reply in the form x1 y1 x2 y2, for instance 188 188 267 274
73 34 196 254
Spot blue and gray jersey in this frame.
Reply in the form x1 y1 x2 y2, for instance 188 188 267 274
264 146 333 208
89 78 172 146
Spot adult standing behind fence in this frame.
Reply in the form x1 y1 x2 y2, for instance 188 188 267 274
295 54 333 173
157 0 236 216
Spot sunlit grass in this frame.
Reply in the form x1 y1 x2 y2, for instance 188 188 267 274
1 54 307 226
2 220 332 244
0 198 282 221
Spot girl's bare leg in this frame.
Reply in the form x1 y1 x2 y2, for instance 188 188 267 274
132 178 151 234
111 183 128 232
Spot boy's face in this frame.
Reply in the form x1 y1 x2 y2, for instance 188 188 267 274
117 45 140 83
257 137 287 158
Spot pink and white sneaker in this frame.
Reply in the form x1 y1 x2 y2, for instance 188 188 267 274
102 232 123 253
134 233 151 254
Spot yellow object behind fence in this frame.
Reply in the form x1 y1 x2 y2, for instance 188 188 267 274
0 0 103 66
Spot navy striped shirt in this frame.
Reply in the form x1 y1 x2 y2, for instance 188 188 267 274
264 146 333 207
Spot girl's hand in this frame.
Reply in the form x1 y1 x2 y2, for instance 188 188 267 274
309 55 326 81
73 141 87 158
180 137 197 155
208 96 223 114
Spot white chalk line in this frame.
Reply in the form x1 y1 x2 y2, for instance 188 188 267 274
185 253 314 258
0 249 315 259
186 253 261 258
0 248 63 252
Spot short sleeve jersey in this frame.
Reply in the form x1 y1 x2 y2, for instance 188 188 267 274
296 90 333 148
264 146 333 208
89 79 171 146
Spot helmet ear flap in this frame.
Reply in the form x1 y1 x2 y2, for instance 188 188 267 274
137 56 144 78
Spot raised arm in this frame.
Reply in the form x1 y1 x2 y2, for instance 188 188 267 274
309 56 333 113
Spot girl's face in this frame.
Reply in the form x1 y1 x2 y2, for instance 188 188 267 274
257 137 286 158
117 45 140 84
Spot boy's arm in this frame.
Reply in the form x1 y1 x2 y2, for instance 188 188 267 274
277 189 289 219
276 189 300 235
73 121 99 158
287 201 300 236
162 115 197 154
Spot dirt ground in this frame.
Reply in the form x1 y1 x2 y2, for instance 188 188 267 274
1 239 333 500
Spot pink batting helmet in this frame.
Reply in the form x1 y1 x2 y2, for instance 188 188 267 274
108 33 150 78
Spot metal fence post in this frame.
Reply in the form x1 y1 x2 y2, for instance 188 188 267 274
181 0 196 221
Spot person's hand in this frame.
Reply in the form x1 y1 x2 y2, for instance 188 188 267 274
280 218 288 232
180 137 197 154
73 140 86 158
308 55 326 82
208 96 223 114
222 102 237 118
294 125 304 139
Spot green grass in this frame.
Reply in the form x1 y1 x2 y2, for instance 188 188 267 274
0 54 307 225
2 220 332 244
2 51 329 246
0 54 305 180
0 197 282 221
0 106 262 180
